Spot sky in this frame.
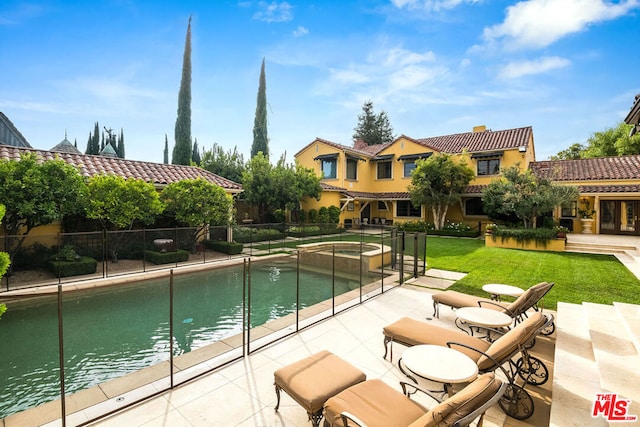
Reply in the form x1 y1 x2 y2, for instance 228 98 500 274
1 0 639 164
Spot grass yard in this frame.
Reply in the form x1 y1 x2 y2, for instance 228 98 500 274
422 236 640 310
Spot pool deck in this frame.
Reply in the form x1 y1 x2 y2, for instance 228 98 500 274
11 282 554 427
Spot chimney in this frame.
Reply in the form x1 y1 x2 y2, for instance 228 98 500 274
473 125 487 133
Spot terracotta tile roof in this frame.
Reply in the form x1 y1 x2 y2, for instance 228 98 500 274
415 126 532 154
579 184 640 193
295 137 391 159
0 146 243 192
530 155 640 181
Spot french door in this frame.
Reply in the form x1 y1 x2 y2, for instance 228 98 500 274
600 200 640 235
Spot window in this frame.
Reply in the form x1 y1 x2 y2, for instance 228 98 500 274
464 198 485 216
377 161 392 179
378 201 387 210
396 201 421 217
477 158 500 176
321 159 337 179
346 158 357 180
403 161 416 177
561 201 577 217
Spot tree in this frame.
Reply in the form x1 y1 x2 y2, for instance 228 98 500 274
163 134 169 164
353 100 395 145
482 165 579 229
172 16 193 165
251 58 269 158
85 122 101 155
0 205 9 320
550 143 585 160
0 154 86 270
581 122 640 158
242 153 321 223
85 175 163 262
408 154 474 230
191 138 201 166
201 143 245 183
161 179 233 252
117 128 125 159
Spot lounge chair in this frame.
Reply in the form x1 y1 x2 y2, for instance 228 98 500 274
323 373 505 427
431 281 555 333
383 311 552 420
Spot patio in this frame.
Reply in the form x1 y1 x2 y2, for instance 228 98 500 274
69 284 554 427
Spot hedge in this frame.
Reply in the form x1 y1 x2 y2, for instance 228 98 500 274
204 240 244 255
48 257 98 278
144 249 190 264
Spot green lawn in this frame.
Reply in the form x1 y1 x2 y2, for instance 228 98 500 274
422 236 640 310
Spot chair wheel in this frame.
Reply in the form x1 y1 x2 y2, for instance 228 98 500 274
541 321 555 336
499 384 534 420
516 356 549 385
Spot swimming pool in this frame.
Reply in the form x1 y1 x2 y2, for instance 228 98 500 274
0 257 369 418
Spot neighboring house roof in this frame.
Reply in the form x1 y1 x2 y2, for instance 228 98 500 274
415 126 532 154
530 155 640 181
624 94 640 126
0 112 33 148
0 146 243 192
50 137 82 154
100 143 118 157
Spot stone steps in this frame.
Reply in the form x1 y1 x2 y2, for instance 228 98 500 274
550 301 640 426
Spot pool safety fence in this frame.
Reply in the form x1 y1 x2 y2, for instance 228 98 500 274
0 234 427 426
0 223 419 292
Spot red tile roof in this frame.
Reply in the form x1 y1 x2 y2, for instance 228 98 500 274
530 155 640 181
0 146 243 192
415 126 532 154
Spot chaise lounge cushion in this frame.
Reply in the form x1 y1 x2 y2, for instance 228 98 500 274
273 350 366 415
323 378 427 427
383 317 489 361
409 373 502 427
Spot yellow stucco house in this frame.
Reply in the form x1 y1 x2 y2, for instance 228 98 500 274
295 113 640 236
295 125 534 230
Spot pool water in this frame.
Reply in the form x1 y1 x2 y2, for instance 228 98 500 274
0 259 364 418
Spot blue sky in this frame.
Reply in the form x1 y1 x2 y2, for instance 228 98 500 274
1 0 639 164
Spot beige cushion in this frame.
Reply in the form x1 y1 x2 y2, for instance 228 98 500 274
324 379 427 427
478 311 546 371
274 350 366 414
432 291 503 311
383 317 490 361
408 373 501 427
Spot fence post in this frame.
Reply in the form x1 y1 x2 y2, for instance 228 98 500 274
413 233 418 278
57 284 66 427
169 270 174 388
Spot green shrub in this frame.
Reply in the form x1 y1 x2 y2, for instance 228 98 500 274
144 249 190 264
204 240 244 255
492 227 557 244
48 257 98 278
232 226 282 243
287 225 321 237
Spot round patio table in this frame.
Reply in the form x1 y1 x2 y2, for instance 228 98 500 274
482 283 524 301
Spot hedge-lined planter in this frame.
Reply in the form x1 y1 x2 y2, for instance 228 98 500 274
144 249 190 264
48 257 98 278
485 234 565 252
204 240 244 255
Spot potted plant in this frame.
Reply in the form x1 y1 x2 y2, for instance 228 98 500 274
554 225 569 239
577 198 596 234
485 223 497 234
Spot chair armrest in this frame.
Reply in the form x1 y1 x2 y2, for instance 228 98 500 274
340 411 368 427
400 381 445 403
446 341 513 381
477 300 516 317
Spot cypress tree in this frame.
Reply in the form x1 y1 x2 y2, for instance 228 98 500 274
172 16 193 165
85 132 92 154
163 134 169 164
92 122 100 154
192 138 201 165
251 57 269 158
117 128 125 158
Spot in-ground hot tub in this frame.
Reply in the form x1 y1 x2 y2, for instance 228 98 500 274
296 241 392 273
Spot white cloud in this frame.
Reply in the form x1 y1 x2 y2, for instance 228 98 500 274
483 0 640 50
391 0 481 12
253 1 293 23
498 56 571 79
293 25 308 37
382 47 435 67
